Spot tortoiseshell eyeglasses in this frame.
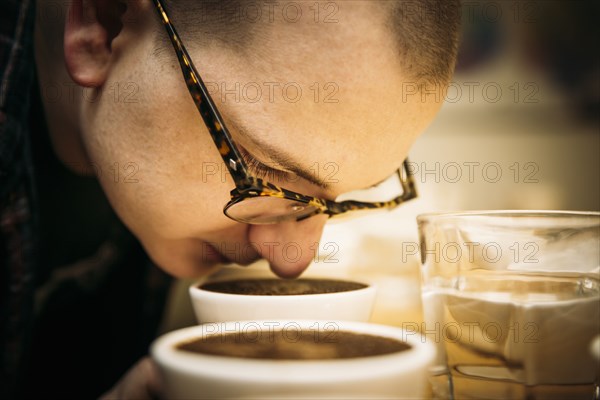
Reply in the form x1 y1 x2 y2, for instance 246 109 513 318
152 0 417 225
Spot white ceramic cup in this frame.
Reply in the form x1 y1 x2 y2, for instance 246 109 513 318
152 320 435 399
189 277 377 323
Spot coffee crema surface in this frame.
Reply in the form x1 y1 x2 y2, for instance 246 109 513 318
200 278 367 296
176 330 411 360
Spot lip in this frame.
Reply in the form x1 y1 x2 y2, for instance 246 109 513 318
201 241 261 266
203 243 231 264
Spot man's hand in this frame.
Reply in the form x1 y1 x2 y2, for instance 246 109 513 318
100 357 162 400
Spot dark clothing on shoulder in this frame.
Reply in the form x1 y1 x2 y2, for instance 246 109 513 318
0 1 171 398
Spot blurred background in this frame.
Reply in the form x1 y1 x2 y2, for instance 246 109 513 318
412 0 598 212
163 0 600 331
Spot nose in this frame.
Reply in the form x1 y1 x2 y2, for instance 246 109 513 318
247 214 329 278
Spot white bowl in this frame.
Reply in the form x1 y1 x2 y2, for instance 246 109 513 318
189 278 377 323
152 320 435 399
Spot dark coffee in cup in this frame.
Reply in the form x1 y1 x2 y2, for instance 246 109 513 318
154 320 435 399
199 278 367 296
177 329 411 360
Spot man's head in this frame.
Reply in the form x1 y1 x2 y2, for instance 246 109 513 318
159 0 460 85
35 0 460 278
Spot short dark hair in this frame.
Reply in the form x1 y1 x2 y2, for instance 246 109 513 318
388 0 461 85
157 1 461 86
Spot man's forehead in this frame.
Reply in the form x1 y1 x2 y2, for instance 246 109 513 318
219 78 418 194
164 2 441 191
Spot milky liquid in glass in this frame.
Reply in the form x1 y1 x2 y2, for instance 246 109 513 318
423 274 599 400
418 211 600 400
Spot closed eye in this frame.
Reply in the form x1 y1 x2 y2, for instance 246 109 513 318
238 146 290 183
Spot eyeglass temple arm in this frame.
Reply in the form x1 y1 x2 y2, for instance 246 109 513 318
152 0 249 183
400 159 417 200
319 159 417 215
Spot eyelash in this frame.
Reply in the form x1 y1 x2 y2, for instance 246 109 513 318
238 147 289 182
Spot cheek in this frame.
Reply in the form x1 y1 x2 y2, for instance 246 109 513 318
79 78 235 241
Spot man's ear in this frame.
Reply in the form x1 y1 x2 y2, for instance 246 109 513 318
64 0 127 88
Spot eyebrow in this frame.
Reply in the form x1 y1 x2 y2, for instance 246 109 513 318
226 118 332 190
